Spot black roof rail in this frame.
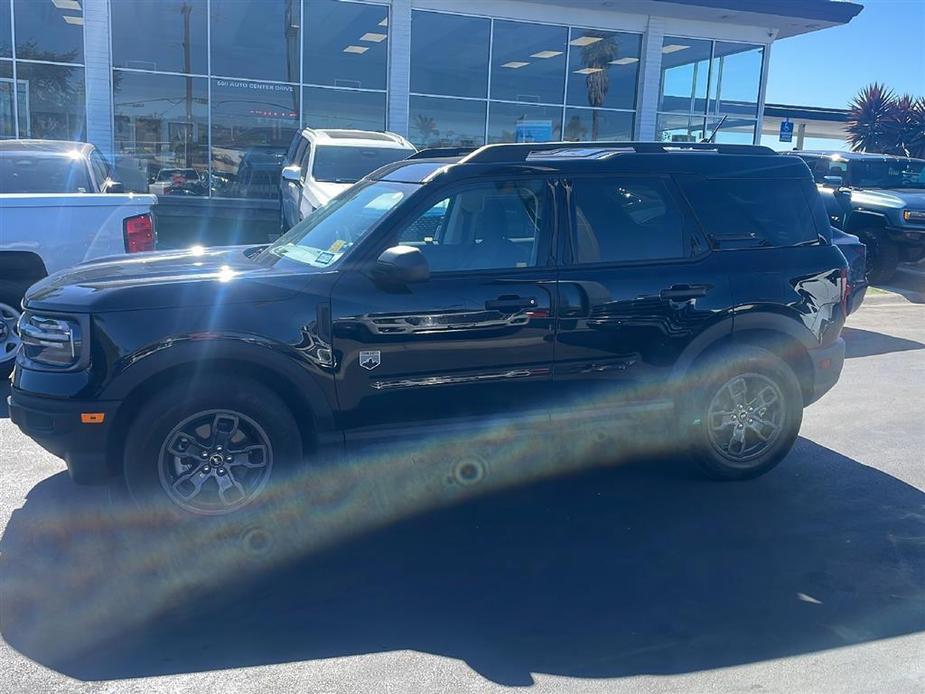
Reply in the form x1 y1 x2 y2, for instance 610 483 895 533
459 141 778 164
407 146 478 160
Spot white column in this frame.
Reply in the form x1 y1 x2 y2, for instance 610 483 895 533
82 0 114 158
387 0 411 137
635 15 665 141
754 38 774 145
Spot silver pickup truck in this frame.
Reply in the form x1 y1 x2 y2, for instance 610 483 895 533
0 140 158 377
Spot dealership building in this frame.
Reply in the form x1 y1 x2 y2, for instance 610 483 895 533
0 0 861 214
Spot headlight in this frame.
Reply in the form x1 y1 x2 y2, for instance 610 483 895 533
903 209 925 224
17 313 82 367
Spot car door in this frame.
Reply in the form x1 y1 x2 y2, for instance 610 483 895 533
553 174 733 420
330 177 558 444
297 141 317 222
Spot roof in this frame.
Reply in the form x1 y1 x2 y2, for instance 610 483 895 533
795 150 925 162
0 139 93 155
763 103 851 123
531 0 863 39
373 142 811 184
302 128 413 149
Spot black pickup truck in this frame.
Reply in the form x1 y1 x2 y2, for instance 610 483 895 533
792 151 925 282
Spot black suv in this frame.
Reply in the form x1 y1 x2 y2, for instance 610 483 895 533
9 142 848 518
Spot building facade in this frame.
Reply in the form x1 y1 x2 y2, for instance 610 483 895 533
0 0 860 204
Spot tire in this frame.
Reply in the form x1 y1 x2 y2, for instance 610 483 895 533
0 281 26 380
120 376 303 520
863 234 900 284
683 345 803 481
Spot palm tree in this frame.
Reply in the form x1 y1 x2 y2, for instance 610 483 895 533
846 83 925 157
413 114 438 146
580 34 617 140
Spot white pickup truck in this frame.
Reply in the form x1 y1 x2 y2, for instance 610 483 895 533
0 140 158 376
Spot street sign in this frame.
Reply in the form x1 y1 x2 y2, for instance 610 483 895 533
779 120 794 143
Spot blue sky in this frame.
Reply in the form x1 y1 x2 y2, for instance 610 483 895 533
765 0 925 108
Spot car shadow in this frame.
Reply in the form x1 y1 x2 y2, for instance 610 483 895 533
843 326 925 359
2 437 924 686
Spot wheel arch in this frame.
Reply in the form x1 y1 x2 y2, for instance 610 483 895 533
105 348 338 475
674 313 817 406
844 210 888 235
0 251 48 289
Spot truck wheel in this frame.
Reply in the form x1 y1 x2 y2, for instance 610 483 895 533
0 283 25 379
121 377 303 518
683 346 803 480
864 235 900 284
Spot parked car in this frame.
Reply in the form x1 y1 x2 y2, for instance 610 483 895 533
279 128 415 231
9 142 848 521
0 139 157 378
831 227 868 314
148 168 207 196
791 151 925 282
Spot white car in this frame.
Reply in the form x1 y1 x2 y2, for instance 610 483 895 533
279 129 415 231
0 139 157 377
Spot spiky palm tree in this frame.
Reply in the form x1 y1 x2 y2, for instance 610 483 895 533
580 34 617 140
847 83 897 154
413 114 438 146
884 94 925 158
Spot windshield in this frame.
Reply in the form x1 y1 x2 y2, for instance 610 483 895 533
311 145 414 184
0 153 93 193
257 180 418 269
851 159 925 189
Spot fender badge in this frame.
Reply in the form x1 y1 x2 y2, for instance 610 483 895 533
359 350 381 370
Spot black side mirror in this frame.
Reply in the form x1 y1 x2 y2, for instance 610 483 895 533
107 181 125 193
372 245 430 284
822 175 844 188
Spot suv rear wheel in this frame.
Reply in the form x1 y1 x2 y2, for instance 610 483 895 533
121 377 302 517
684 346 803 480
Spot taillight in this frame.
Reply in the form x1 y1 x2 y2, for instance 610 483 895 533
123 213 156 253
840 267 849 316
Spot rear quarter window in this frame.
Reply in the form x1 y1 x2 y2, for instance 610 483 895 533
679 177 820 248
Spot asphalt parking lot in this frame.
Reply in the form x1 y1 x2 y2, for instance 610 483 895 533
1 268 923 694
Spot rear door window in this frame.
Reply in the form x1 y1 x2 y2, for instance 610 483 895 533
679 177 820 247
567 177 694 264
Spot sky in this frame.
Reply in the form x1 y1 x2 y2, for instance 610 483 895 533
765 0 925 109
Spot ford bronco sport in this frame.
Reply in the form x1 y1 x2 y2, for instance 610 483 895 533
9 142 848 518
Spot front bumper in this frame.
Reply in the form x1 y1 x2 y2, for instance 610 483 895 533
8 387 120 484
806 337 846 405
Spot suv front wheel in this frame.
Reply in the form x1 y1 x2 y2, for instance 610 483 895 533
684 346 803 480
120 377 303 517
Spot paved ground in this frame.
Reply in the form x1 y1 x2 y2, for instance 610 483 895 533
1 271 923 694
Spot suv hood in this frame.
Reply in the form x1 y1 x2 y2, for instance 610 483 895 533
24 246 311 313
305 180 352 207
851 188 925 209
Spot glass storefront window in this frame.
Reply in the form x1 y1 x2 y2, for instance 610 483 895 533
112 0 208 75
658 37 712 115
490 20 567 105
411 11 490 99
210 78 299 199
409 96 486 148
709 42 763 117
113 71 209 195
488 102 562 144
656 113 706 143
302 87 385 131
0 61 14 138
566 29 640 111
304 0 388 91
0 7 11 59
15 62 85 140
211 0 300 83
563 108 633 141
14 0 84 64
